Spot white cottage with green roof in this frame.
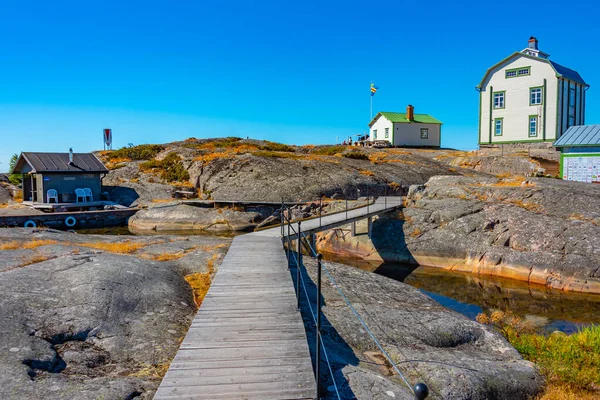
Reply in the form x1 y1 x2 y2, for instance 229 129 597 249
368 105 442 147
477 37 589 145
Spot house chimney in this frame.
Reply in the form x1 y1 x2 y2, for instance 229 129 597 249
69 148 74 165
528 36 538 50
406 105 414 121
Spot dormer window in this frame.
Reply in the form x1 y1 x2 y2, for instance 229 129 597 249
506 67 530 78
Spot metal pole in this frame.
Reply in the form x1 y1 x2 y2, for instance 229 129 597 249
385 182 387 208
316 253 323 400
367 184 370 214
319 196 322 227
287 216 291 267
281 199 284 237
296 221 302 310
345 196 348 219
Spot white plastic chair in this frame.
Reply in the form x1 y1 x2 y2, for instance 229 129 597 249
75 188 86 203
83 188 93 202
47 189 58 203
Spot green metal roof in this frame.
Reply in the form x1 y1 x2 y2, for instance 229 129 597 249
369 111 442 126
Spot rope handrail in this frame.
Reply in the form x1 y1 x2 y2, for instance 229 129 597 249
319 261 413 391
296 255 342 400
297 225 416 394
281 195 428 399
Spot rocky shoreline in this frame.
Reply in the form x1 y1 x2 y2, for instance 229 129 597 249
297 258 544 399
317 176 600 294
0 228 230 399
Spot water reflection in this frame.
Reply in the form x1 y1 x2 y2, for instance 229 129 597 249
323 253 600 333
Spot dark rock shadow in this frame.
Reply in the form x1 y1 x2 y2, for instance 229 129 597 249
289 251 360 400
103 185 140 207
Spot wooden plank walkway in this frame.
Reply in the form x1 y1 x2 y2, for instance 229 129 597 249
154 196 402 399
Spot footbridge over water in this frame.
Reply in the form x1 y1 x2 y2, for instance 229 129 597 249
154 197 403 400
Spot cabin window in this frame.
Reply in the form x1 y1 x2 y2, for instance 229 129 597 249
493 92 505 109
505 70 517 78
517 67 530 76
385 128 389 138
373 129 377 139
529 116 538 137
420 128 429 139
530 87 543 105
494 119 503 136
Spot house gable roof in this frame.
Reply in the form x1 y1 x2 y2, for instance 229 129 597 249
12 152 109 174
477 52 588 89
554 125 600 147
369 111 442 127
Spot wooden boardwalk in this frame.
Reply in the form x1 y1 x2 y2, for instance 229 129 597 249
154 197 402 400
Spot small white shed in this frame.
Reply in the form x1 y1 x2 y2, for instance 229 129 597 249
369 106 442 147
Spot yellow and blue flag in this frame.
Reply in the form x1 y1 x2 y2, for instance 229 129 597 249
370 82 378 96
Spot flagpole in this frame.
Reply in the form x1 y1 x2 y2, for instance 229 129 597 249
370 94 373 121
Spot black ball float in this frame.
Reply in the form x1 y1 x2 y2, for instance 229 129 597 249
413 382 429 399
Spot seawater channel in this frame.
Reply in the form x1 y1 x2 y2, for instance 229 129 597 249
323 254 600 334
79 227 600 334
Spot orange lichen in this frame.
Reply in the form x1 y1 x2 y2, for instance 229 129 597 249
78 240 147 254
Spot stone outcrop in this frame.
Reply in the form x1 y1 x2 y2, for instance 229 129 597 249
128 203 262 232
317 176 600 293
0 228 230 399
300 258 544 399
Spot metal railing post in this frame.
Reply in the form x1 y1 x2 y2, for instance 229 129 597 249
287 214 291 267
296 221 302 310
319 196 322 227
345 195 348 220
316 253 323 400
385 183 387 208
281 198 284 237
367 184 370 214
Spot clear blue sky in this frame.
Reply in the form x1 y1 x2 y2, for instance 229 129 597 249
2 0 599 170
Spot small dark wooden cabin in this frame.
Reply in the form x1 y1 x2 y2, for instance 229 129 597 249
11 150 109 203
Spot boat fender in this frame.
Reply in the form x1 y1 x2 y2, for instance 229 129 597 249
24 220 36 228
65 216 77 227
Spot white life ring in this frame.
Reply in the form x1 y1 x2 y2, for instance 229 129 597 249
24 220 36 228
65 216 77 227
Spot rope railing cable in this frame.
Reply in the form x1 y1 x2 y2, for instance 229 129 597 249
297 231 414 391
319 260 414 392
295 254 341 400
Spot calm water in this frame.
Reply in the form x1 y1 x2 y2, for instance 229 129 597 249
323 254 600 334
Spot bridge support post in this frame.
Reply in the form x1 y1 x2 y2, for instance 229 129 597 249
350 221 356 237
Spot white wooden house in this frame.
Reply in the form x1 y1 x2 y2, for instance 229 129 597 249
368 106 442 147
477 37 588 145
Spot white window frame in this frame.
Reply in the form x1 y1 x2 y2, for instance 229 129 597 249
530 88 543 105
373 129 377 139
493 92 505 109
495 119 503 136
385 127 389 138
529 116 538 137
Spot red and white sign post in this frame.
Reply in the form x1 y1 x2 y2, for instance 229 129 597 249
103 128 112 150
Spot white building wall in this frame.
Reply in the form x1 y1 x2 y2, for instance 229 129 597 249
480 55 558 143
370 116 393 144
392 123 440 147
